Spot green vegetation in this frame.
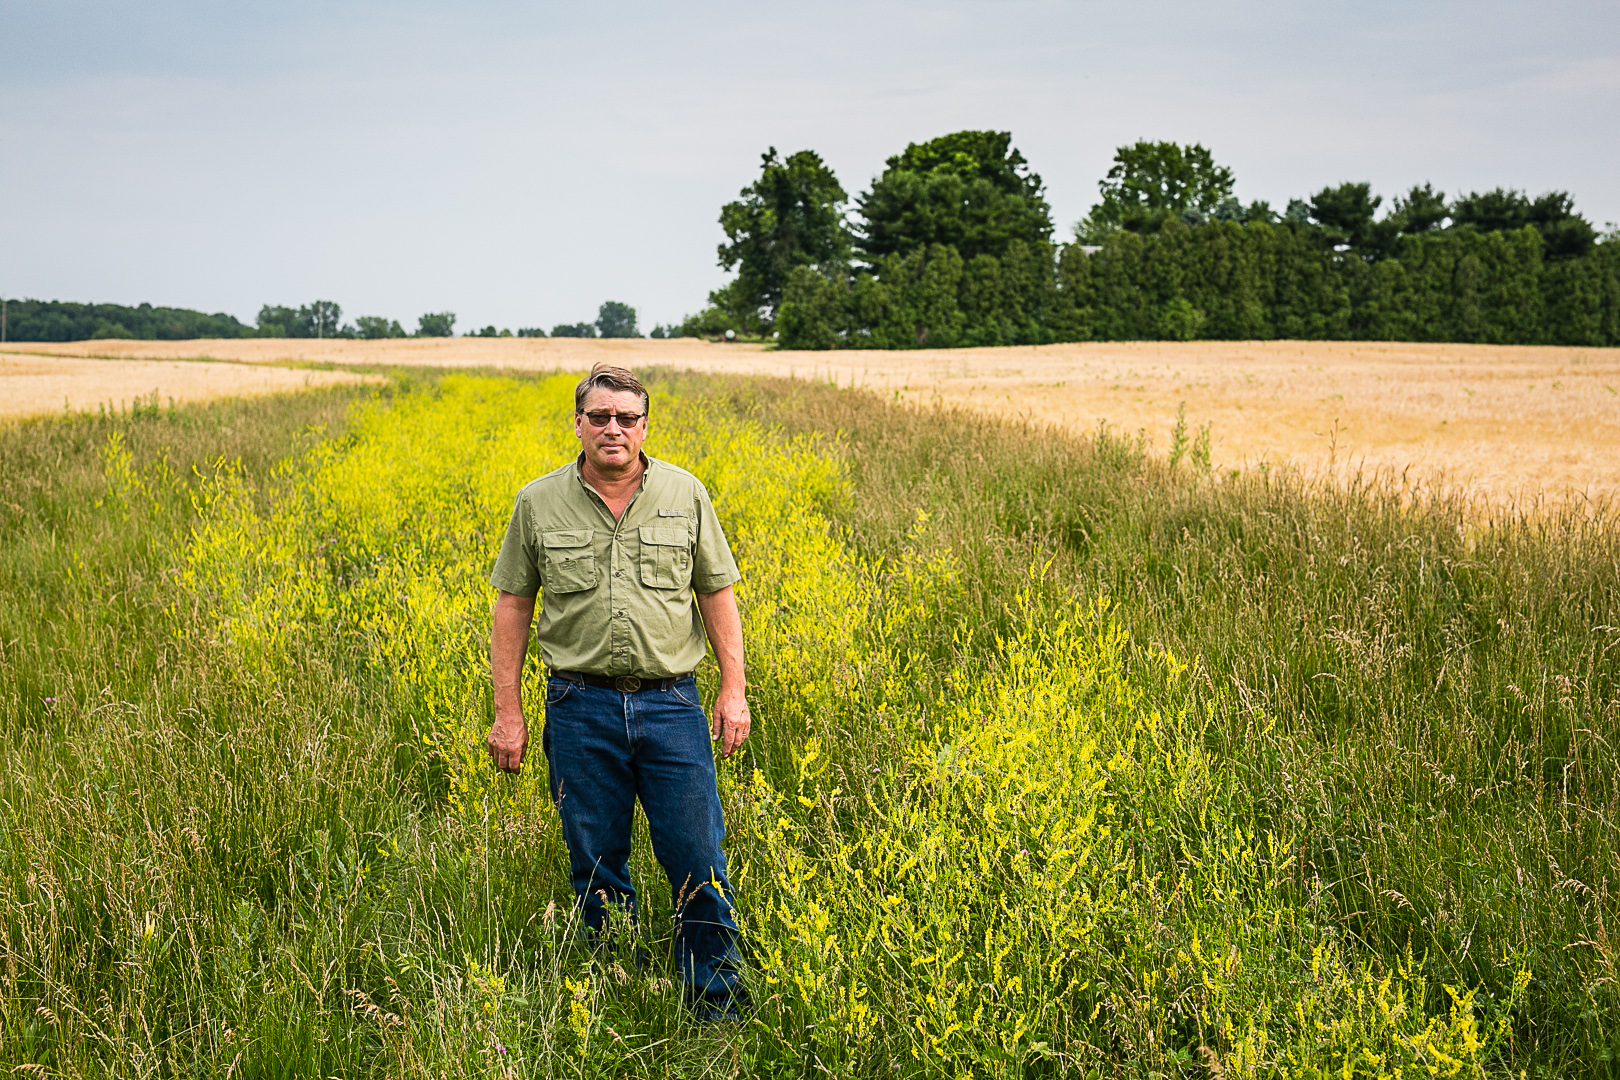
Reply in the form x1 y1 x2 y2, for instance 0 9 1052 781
710 148 852 334
689 133 1620 348
257 301 345 339
856 130 1052 263
356 315 409 339
0 298 471 343
0 298 253 342
416 311 458 338
593 301 640 339
740 377 1620 1077
1075 140 1237 241
546 302 644 340
1 373 1616 1075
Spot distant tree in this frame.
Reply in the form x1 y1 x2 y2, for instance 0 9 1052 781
1308 182 1384 254
307 301 342 338
0 298 251 342
717 148 852 327
1242 200 1278 225
1451 188 1596 258
1390 183 1448 233
676 307 741 339
257 304 300 337
648 325 668 339
517 327 547 337
551 322 596 338
417 312 456 337
595 301 640 338
858 131 1050 263
1076 141 1234 241
1451 188 1534 232
256 301 342 337
356 315 406 339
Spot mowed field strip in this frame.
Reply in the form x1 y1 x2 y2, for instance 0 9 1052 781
6 336 1617 504
0 351 382 420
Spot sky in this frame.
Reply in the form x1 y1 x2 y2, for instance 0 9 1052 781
3 0 1617 334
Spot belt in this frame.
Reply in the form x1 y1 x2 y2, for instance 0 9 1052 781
552 670 689 693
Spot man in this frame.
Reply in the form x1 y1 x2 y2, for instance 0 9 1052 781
485 363 751 1020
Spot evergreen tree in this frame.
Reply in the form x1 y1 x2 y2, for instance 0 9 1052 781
856 131 1051 264
716 148 851 329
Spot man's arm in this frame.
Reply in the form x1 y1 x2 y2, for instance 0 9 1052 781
695 585 750 758
488 590 537 772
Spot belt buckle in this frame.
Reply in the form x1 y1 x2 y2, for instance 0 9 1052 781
615 676 642 693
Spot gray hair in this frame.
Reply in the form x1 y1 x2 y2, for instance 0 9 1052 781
574 363 649 415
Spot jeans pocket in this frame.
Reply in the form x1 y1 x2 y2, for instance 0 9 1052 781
670 679 701 710
545 677 576 706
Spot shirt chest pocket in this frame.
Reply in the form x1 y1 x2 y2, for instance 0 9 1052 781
638 526 692 590
542 530 597 594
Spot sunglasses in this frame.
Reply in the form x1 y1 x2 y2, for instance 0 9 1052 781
581 410 646 428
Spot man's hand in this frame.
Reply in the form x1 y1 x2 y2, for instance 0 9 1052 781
711 684 751 758
487 710 529 773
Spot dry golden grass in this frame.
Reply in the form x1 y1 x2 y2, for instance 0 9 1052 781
0 352 382 421
6 337 1616 506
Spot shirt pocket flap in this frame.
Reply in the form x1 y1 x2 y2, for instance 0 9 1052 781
638 526 688 547
542 529 594 548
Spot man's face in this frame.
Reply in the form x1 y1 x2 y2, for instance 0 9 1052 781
575 388 648 472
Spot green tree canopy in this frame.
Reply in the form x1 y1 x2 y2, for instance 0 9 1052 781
257 301 344 338
256 305 298 337
1307 182 1386 255
856 130 1051 263
595 301 640 338
0 299 251 342
551 322 596 339
355 315 405 339
716 148 852 327
1390 183 1449 233
1451 188 1596 258
1077 141 1234 240
416 312 456 337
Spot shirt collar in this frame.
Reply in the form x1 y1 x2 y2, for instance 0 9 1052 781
573 450 653 475
573 452 654 498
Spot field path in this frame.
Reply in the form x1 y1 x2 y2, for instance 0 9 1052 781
0 350 381 420
6 337 1617 505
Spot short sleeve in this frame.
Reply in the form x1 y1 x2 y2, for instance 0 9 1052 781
488 492 542 597
691 483 741 593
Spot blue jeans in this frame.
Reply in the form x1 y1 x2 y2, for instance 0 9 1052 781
542 674 745 1008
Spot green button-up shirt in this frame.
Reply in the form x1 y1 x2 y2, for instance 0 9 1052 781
488 453 741 678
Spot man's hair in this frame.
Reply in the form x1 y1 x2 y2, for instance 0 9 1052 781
574 363 649 415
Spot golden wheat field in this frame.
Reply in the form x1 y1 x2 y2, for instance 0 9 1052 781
4 337 1617 505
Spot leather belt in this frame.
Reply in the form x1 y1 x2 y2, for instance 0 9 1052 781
552 670 688 693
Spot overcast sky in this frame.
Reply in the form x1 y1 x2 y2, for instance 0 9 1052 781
3 0 1616 334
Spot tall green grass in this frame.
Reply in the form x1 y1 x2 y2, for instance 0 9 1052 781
713 373 1620 1074
1 373 1616 1076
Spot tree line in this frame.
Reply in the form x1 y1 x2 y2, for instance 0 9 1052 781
0 299 653 344
681 134 1620 348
